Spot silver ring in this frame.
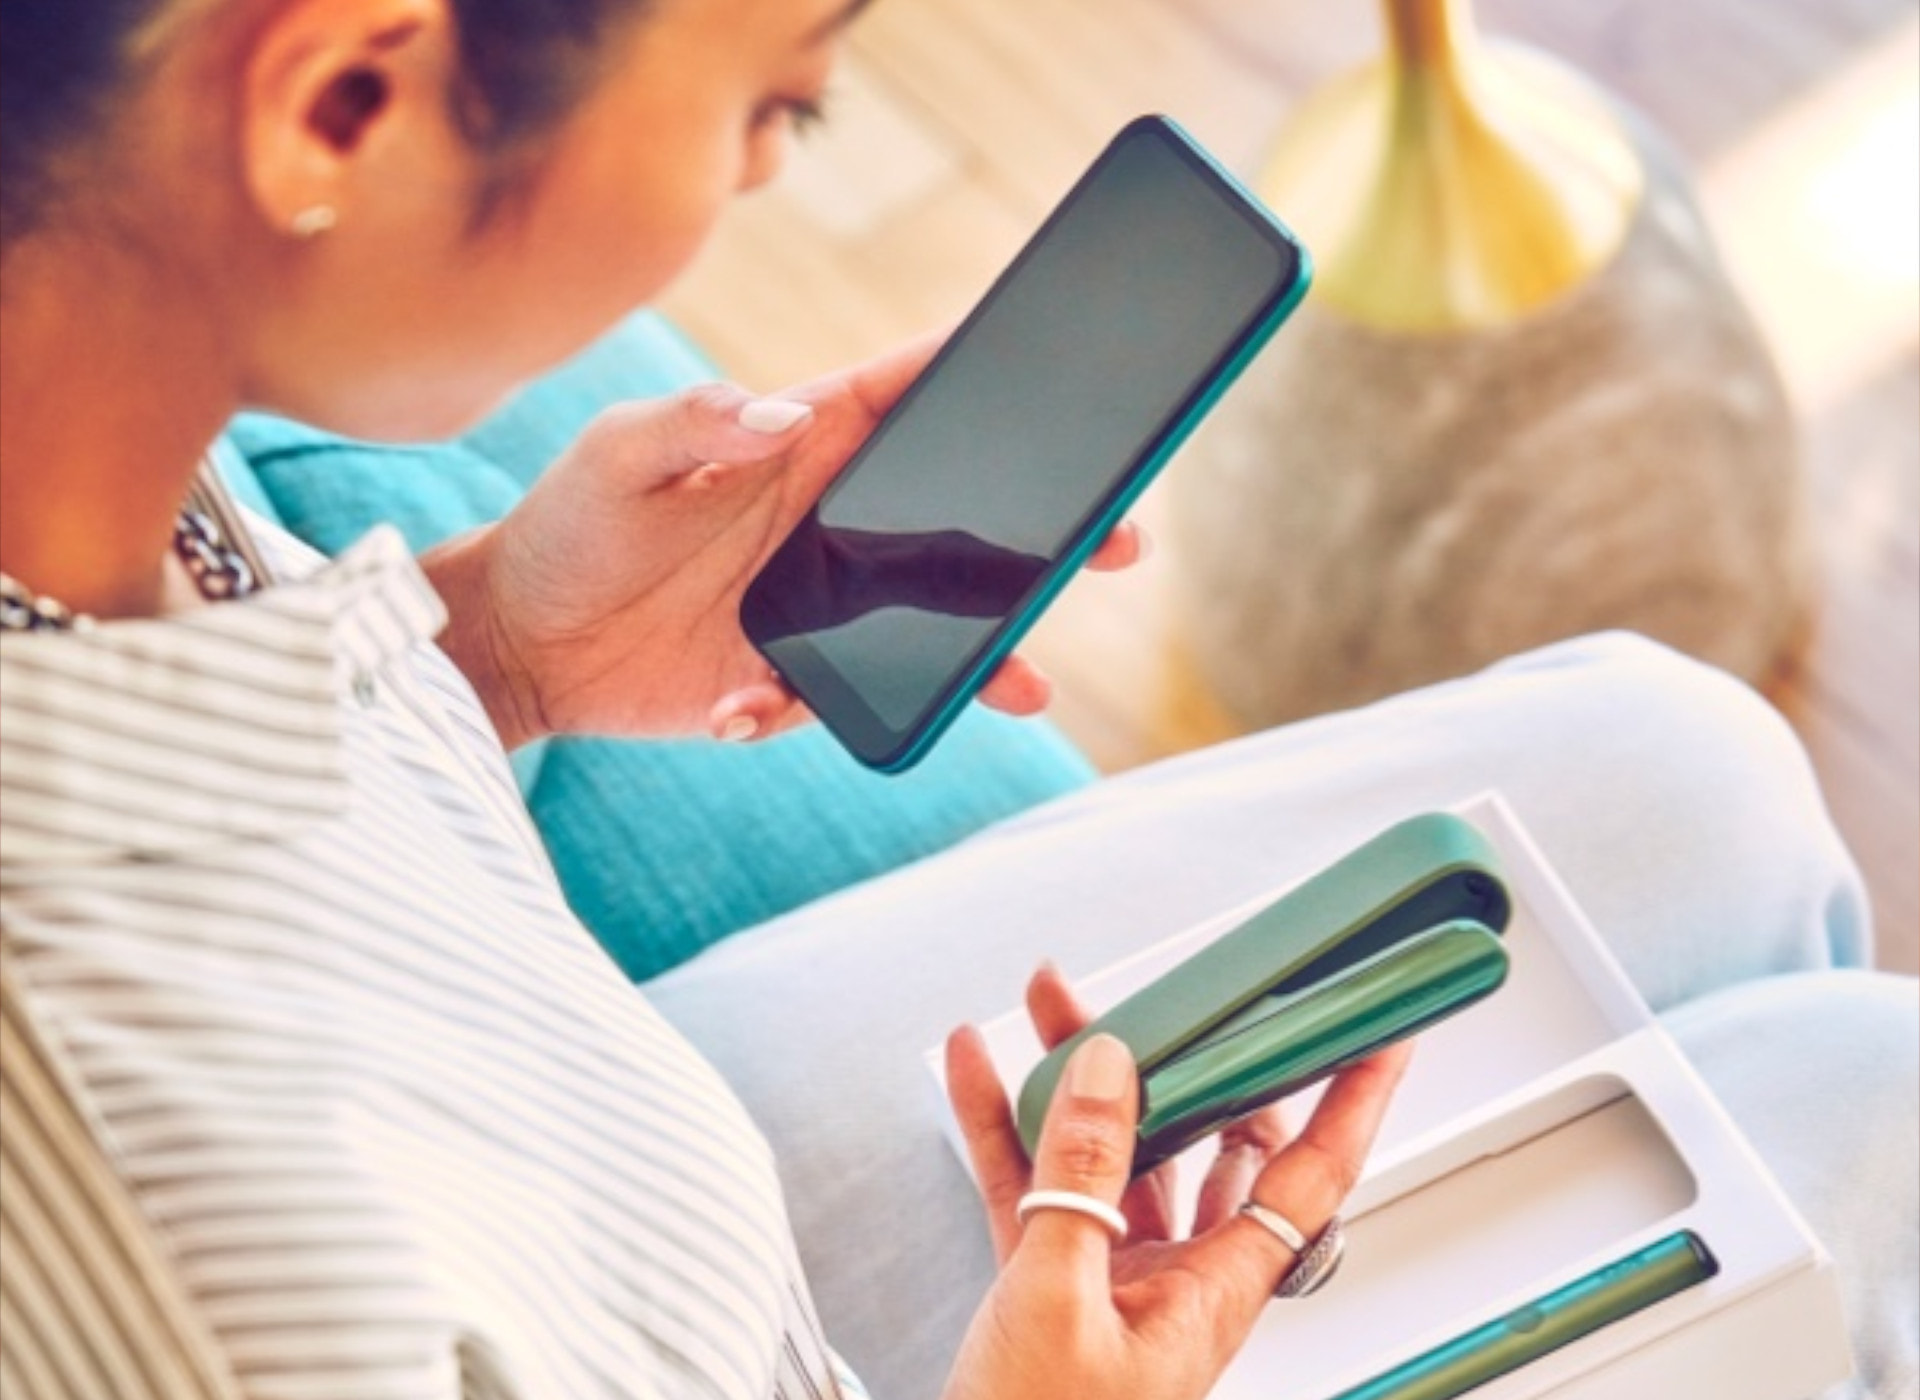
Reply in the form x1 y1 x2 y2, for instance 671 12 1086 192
1238 1202 1346 1299
1276 1217 1345 1299
1016 1189 1129 1241
1238 1200 1310 1253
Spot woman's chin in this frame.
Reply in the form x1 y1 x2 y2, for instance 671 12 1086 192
385 392 518 445
245 383 519 446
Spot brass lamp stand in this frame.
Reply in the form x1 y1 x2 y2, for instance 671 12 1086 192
1170 0 1807 728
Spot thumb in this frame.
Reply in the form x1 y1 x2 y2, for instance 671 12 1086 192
1016 1034 1141 1289
707 679 809 744
572 382 815 492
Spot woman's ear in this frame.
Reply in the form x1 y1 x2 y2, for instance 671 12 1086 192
239 0 456 237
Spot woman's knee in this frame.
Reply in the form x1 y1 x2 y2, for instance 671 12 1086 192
1496 631 1815 805
1664 971 1917 1400
1665 970 1917 1196
1488 632 1870 986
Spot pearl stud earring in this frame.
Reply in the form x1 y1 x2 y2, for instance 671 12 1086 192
289 205 338 239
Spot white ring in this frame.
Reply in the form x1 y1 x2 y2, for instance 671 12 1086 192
1237 1199 1310 1254
1016 1189 1129 1241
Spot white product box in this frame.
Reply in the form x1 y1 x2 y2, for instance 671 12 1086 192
925 794 1852 1400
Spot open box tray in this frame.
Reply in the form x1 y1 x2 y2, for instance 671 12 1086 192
926 794 1852 1400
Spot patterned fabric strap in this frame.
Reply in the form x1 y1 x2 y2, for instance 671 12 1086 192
0 463 265 634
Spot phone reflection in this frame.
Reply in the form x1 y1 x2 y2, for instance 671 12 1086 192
751 509 1050 642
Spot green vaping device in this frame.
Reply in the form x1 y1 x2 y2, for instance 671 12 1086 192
1331 1230 1720 1400
1016 813 1513 1175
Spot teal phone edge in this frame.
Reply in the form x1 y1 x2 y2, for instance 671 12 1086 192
753 113 1314 774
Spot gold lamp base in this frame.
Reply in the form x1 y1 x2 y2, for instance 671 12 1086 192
1264 0 1643 332
1167 0 1809 728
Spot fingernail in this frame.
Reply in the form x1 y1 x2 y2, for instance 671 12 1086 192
1067 1034 1133 1103
738 399 813 434
720 714 759 743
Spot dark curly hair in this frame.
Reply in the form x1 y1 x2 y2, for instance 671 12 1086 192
0 0 647 246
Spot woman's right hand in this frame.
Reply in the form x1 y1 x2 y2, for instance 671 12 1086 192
941 969 1410 1400
426 333 1146 751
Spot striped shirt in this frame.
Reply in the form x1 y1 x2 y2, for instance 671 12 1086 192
0 513 866 1400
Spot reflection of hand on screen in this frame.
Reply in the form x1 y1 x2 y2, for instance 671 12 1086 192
754 512 1050 641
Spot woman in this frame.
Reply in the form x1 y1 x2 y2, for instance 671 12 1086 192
0 3 1911 1400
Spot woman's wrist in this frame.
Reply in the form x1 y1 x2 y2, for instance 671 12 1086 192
419 525 548 752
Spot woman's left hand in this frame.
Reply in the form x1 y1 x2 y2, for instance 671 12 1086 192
951 963 1330 1260
426 332 1146 750
940 963 1411 1400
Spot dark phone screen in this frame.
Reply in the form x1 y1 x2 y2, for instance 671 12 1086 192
745 122 1300 755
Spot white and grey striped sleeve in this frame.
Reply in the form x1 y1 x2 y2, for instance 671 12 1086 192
2 518 872 1400
1 950 242 1400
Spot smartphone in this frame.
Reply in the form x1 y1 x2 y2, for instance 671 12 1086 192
740 115 1311 772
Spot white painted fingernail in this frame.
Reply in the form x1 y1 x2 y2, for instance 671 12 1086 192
1067 1034 1134 1103
720 714 759 743
738 399 813 434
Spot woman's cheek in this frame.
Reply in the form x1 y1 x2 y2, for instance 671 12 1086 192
608 174 732 304
738 122 791 193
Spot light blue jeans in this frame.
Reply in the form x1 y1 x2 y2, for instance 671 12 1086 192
646 634 1919 1400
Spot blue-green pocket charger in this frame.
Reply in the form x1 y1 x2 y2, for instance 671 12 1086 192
1017 812 1513 1174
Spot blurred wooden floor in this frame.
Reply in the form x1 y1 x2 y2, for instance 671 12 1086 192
663 0 1919 973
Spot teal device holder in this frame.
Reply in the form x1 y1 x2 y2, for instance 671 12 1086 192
1016 813 1513 1174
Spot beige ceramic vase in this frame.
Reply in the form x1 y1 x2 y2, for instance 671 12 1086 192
1169 0 1808 728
